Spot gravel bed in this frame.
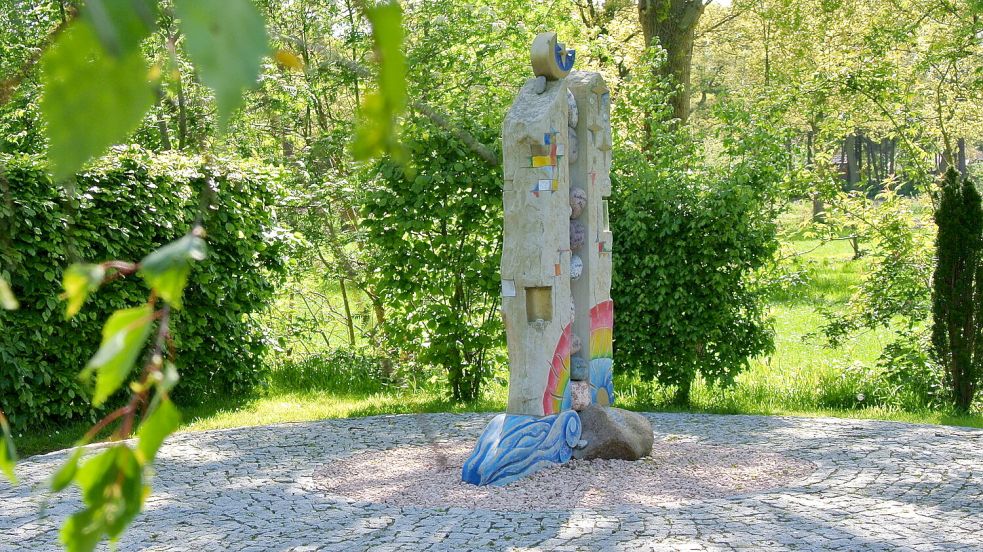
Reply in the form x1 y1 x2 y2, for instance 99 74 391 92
314 436 815 511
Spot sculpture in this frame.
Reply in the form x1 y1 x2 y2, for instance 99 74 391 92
461 32 621 487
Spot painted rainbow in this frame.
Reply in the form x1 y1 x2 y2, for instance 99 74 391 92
589 300 614 405
542 323 572 415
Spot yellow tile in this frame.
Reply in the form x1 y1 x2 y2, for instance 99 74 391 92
531 156 552 167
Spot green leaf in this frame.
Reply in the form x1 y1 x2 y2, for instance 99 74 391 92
51 448 84 492
60 446 147 551
138 235 206 308
0 276 17 310
60 510 102 552
352 2 406 161
82 0 158 57
0 415 16 484
62 264 106 319
175 0 269 129
41 21 154 181
137 398 180 464
81 305 155 406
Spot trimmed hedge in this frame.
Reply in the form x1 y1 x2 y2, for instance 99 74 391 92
0 147 287 430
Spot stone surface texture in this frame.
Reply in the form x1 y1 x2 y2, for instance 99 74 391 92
499 67 613 418
3 412 982 551
572 406 654 461
500 74 572 416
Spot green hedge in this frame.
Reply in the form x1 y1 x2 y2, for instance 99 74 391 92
0 147 287 430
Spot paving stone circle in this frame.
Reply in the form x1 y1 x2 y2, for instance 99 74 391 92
2 413 982 551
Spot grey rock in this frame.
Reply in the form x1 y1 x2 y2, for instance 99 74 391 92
570 219 586 250
570 355 589 381
531 76 547 94
573 405 654 461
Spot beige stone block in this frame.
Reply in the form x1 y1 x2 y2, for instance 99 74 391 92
571 381 591 411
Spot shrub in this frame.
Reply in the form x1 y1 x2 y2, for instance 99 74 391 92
611 164 778 404
931 168 983 412
0 147 287 430
360 119 504 403
609 45 782 405
875 331 945 409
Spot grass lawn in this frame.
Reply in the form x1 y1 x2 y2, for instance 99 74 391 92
15 222 983 459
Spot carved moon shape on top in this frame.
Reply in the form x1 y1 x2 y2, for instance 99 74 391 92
531 32 575 80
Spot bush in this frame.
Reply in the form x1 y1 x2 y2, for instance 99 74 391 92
931 168 983 412
0 147 287 430
608 46 783 405
875 331 945 409
360 121 505 403
611 164 778 404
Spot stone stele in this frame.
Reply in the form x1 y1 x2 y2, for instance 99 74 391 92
463 33 641 487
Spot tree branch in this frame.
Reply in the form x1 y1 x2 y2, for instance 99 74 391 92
277 33 500 167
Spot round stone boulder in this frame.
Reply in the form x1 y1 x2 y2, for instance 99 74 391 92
573 405 654 461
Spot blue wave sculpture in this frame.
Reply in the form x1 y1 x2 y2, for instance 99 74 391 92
461 410 582 486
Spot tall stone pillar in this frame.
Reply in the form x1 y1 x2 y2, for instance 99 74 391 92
566 72 615 410
462 33 625 487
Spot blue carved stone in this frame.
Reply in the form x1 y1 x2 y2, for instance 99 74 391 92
570 355 589 381
461 411 582 486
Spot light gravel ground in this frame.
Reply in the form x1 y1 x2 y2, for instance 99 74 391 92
316 439 814 510
1 412 982 551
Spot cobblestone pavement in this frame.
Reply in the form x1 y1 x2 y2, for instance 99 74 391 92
2 413 981 551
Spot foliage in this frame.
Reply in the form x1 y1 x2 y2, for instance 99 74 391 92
0 0 408 548
175 0 268 129
355 0 552 402
612 165 779 403
818 188 934 346
361 123 504 402
611 49 780 404
352 2 407 161
932 168 983 412
874 330 945 410
270 348 390 395
40 13 155 181
0 149 287 430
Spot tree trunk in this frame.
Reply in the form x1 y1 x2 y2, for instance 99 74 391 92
155 107 171 151
339 277 356 348
176 81 188 150
845 134 859 189
638 0 707 124
672 376 692 406
958 138 967 175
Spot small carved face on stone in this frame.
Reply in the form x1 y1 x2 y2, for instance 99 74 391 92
570 220 586 251
567 90 578 128
570 254 584 280
569 187 587 219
